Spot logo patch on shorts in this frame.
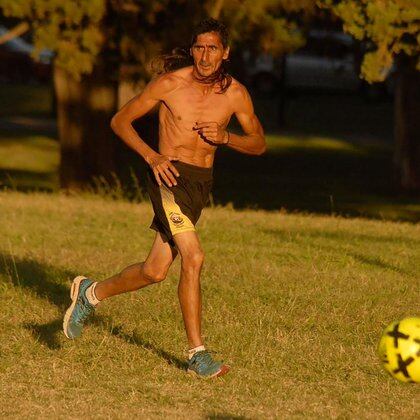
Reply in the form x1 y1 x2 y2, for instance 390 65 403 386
169 212 184 227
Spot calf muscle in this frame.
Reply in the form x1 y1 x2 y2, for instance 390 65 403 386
95 263 150 300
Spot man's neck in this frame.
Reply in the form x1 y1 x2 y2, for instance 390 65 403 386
191 68 219 95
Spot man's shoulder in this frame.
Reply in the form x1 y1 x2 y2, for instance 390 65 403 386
151 74 180 91
226 77 251 102
149 68 190 97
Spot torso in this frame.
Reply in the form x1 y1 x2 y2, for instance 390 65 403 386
158 66 237 168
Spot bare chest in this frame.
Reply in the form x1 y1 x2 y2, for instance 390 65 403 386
163 85 232 126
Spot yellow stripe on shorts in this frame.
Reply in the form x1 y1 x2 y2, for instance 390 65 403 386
159 184 195 236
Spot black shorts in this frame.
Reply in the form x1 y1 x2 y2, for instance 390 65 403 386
146 161 213 246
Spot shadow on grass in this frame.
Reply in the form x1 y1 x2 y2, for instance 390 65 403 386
261 228 420 246
122 138 419 221
206 414 249 420
0 252 75 309
0 168 57 192
3 144 418 221
1 91 419 221
0 252 186 369
23 319 64 350
21 315 112 351
214 146 417 214
108 324 187 370
0 252 74 349
262 229 413 276
348 253 410 276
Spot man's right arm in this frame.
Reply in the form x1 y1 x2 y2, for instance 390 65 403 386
111 76 165 163
111 74 180 187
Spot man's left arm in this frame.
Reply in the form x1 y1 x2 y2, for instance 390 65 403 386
226 86 266 155
195 86 266 155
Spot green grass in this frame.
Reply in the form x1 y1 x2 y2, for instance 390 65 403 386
0 132 58 190
0 191 419 417
0 82 53 118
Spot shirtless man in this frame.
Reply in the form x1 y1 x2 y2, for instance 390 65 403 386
63 18 266 378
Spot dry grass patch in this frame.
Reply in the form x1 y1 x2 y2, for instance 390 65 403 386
0 192 419 418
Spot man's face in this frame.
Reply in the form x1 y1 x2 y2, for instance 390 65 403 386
190 31 229 77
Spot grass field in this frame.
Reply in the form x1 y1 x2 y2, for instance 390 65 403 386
0 191 419 418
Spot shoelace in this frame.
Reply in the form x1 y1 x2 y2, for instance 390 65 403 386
192 350 216 367
73 296 94 325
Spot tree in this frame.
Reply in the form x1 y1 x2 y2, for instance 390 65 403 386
0 0 117 189
320 0 420 191
0 0 314 190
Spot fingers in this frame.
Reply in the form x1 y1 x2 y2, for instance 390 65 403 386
154 168 175 187
168 158 179 176
198 129 222 143
199 127 218 138
153 161 179 187
159 168 174 187
194 121 217 130
194 122 225 143
153 168 163 186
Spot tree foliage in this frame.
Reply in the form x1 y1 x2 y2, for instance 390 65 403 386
320 0 420 82
0 0 315 79
0 0 106 77
1 0 418 83
217 0 316 55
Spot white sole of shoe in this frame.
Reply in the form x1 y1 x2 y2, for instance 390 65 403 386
62 275 87 339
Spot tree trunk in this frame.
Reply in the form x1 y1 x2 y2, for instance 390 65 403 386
394 58 420 192
54 60 118 190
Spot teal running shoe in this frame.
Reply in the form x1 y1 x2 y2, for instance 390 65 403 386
63 276 95 339
187 350 230 378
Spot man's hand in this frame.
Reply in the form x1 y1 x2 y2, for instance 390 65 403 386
146 154 180 187
194 121 229 145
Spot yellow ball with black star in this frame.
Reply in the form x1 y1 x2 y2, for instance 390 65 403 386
378 317 420 383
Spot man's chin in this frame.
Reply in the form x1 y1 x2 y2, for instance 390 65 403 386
195 66 216 78
198 70 213 77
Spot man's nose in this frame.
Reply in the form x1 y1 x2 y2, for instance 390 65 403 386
201 48 210 61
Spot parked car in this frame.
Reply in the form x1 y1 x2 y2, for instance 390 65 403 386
0 25 53 83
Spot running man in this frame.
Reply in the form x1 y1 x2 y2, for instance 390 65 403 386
63 18 266 378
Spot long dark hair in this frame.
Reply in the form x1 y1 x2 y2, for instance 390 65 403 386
151 18 232 94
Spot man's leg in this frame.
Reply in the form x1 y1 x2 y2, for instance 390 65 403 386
172 231 204 349
63 232 177 339
173 230 229 377
95 232 178 300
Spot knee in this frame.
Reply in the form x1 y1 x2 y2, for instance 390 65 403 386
181 249 204 271
142 263 168 283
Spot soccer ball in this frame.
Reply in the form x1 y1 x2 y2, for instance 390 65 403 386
378 317 420 383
